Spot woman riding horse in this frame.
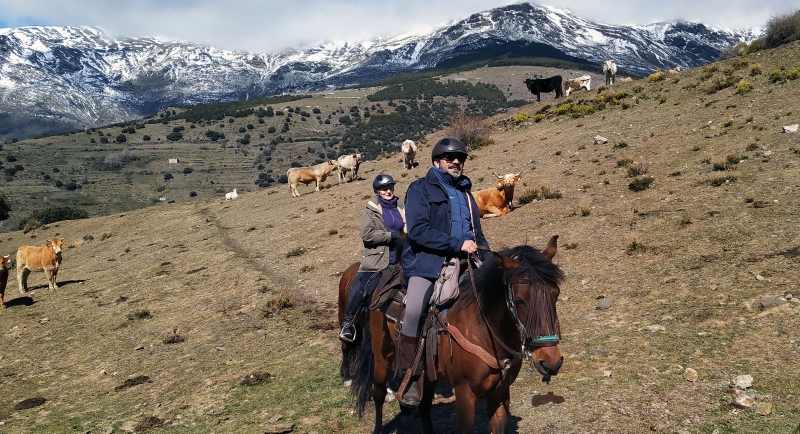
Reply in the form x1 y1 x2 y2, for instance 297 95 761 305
339 174 405 342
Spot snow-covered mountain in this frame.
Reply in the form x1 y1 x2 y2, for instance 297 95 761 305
0 2 761 140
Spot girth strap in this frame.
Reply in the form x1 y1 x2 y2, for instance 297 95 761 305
435 311 512 372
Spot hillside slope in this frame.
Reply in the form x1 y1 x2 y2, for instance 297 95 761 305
0 42 799 433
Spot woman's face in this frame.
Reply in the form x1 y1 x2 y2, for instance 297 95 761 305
376 184 395 200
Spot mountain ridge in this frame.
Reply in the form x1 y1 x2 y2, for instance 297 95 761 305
0 2 761 140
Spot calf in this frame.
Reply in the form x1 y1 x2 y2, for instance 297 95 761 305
401 140 417 169
0 255 12 309
524 76 563 102
17 238 67 292
603 60 617 85
563 75 591 97
287 160 338 197
473 173 522 218
337 153 362 183
225 189 238 200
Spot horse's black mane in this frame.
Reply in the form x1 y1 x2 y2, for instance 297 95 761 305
452 245 564 314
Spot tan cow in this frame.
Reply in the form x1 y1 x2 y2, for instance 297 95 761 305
401 139 418 169
287 160 338 197
563 75 591 97
473 173 522 218
667 66 682 74
17 237 67 292
1 255 13 309
337 153 362 183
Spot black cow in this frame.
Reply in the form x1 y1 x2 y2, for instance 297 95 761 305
524 76 563 102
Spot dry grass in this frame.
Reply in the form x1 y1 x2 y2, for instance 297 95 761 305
1 41 800 434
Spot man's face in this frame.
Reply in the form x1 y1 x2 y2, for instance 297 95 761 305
434 152 466 178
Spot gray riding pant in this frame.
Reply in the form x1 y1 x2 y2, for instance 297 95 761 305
401 276 435 338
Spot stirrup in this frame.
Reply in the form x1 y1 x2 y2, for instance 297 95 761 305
339 323 357 343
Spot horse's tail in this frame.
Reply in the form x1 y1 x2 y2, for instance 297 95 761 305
351 321 374 418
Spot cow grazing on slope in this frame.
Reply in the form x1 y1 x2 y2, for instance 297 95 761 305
473 173 522 218
618 76 633 83
524 76 563 102
225 189 238 200
0 255 12 309
337 153 362 183
563 75 591 97
17 238 67 293
401 139 417 169
603 60 617 85
287 160 338 197
667 66 682 74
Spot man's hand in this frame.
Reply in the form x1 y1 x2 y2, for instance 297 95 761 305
460 240 478 254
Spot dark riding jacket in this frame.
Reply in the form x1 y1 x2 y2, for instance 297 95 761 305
401 168 489 279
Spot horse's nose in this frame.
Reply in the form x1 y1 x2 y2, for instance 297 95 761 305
539 356 563 376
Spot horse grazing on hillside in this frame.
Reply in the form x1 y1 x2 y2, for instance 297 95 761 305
343 236 565 434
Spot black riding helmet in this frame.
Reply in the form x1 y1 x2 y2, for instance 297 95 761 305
431 137 468 162
372 174 396 192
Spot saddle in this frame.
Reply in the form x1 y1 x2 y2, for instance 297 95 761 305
368 260 486 384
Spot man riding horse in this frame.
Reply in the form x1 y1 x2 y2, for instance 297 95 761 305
399 137 490 407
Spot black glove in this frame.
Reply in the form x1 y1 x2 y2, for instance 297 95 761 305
390 231 401 240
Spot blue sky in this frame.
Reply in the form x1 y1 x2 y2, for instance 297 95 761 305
0 0 797 53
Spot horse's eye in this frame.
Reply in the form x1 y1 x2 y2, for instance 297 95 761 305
515 299 526 308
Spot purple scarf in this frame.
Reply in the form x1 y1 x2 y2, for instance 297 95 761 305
378 196 404 233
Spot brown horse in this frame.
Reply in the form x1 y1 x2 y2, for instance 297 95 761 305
349 236 564 433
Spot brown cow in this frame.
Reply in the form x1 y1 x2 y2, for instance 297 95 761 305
287 160 338 197
17 237 67 292
0 255 13 309
473 173 522 218
563 75 591 97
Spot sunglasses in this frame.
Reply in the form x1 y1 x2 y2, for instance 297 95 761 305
440 153 467 163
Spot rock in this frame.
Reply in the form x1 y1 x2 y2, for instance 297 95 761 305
758 298 785 310
596 297 614 310
103 427 115 434
754 402 772 415
683 368 698 382
763 150 773 157
731 374 754 389
783 124 799 133
603 370 612 377
644 324 666 333
593 135 608 145
268 414 283 424
731 389 755 408
263 423 295 433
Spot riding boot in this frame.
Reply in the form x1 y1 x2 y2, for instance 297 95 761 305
399 334 422 407
339 275 366 343
338 301 361 343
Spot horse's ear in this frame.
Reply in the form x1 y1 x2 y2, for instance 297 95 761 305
542 235 559 261
492 252 521 272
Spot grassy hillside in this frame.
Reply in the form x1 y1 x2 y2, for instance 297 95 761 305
0 41 799 433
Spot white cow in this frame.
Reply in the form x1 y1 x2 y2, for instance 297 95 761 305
563 75 591 97
337 153 362 183
401 139 418 169
603 60 617 86
225 189 238 200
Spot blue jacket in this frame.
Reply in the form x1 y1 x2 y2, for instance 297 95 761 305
401 168 489 279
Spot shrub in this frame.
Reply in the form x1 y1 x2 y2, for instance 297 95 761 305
514 113 530 124
648 71 664 82
533 113 545 122
516 187 541 205
788 67 800 80
166 132 182 141
710 175 737 186
554 103 571 115
18 206 89 230
628 176 654 192
445 111 491 151
0 194 10 221
286 247 306 258
142 135 151 141
769 69 785 83
735 81 754 94
632 84 644 94
750 64 763 76
127 309 151 320
763 10 800 49
617 157 633 167
627 164 648 177
164 173 174 181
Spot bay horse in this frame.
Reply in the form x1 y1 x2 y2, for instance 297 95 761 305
348 236 564 433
